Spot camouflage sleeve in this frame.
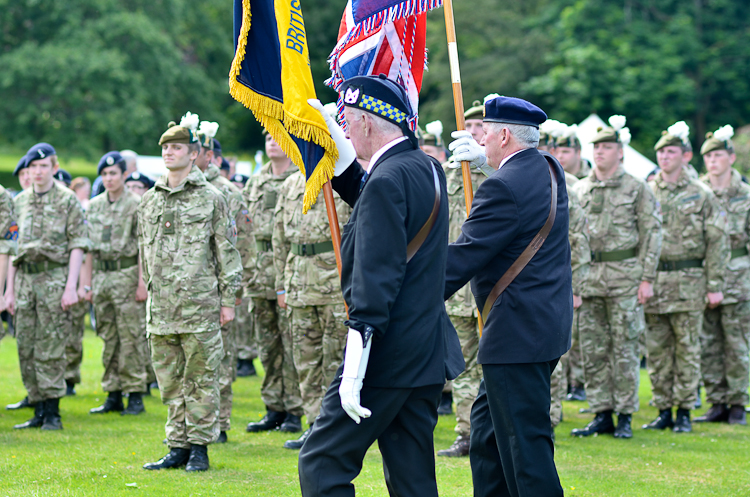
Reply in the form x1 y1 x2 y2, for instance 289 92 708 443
211 194 243 307
636 181 662 282
234 196 256 290
568 192 590 295
136 203 151 285
66 196 91 253
0 189 17 255
703 194 730 294
271 183 290 294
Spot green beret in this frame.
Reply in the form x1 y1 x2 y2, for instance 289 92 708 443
464 100 483 121
701 134 734 155
555 134 580 149
654 132 684 151
592 115 630 145
419 120 444 147
591 127 619 144
654 121 691 151
158 121 198 146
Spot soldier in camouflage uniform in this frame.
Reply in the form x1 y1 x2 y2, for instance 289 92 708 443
0 184 16 341
195 121 256 443
64 297 86 396
243 132 304 433
697 127 750 425
272 171 351 449
571 118 662 439
81 151 149 416
554 125 592 180
140 119 242 472
6 143 90 431
642 125 728 433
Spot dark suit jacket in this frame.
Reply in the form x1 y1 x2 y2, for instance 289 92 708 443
332 139 464 388
444 148 572 365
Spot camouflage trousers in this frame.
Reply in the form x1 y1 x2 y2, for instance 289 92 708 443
578 295 644 414
702 302 750 406
92 267 148 394
449 315 482 438
65 300 86 385
150 329 223 448
550 359 566 428
645 311 702 410
14 267 72 402
561 309 585 389
289 304 347 423
234 297 257 361
252 297 303 416
219 322 237 431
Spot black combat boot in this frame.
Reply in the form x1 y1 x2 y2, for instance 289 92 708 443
185 444 209 472
437 435 470 457
694 387 702 409
728 405 747 425
90 391 124 414
642 409 673 430
13 402 45 429
571 410 615 437
694 404 729 423
121 392 145 415
246 409 286 432
143 448 190 470
236 359 257 377
283 424 313 450
279 413 302 433
437 392 453 415
673 408 692 433
216 431 228 443
144 384 151 397
41 398 63 430
613 413 633 439
65 380 76 396
6 396 33 410
566 386 587 402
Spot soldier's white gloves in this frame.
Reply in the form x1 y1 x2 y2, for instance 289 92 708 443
339 327 373 424
448 130 495 177
308 99 356 176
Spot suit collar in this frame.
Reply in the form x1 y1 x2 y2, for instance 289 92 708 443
368 138 413 174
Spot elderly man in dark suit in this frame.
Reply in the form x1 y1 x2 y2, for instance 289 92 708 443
299 75 463 497
446 96 572 497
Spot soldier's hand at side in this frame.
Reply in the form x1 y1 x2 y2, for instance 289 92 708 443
707 291 723 309
4 290 14 316
78 286 92 303
637 281 654 304
573 295 582 309
277 292 287 309
0 294 7 314
135 281 148 302
220 306 235 327
61 286 79 311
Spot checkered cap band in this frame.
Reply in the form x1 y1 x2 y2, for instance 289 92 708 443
359 95 407 124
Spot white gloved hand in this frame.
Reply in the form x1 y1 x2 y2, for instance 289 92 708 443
308 99 357 176
339 328 373 424
448 130 495 177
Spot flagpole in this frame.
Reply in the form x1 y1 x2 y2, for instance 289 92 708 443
442 0 484 333
322 179 349 315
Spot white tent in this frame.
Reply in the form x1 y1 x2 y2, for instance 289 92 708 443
577 114 657 180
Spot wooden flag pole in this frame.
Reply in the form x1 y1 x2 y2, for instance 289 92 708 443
322 179 348 315
442 0 484 333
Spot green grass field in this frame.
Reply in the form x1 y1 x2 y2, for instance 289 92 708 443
1 329 749 496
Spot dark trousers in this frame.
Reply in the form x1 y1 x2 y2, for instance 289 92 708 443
299 370 443 497
470 361 563 497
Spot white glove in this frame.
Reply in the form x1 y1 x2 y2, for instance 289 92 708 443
448 130 495 177
308 99 357 176
339 328 372 424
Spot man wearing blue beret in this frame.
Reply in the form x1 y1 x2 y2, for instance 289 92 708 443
446 96 571 496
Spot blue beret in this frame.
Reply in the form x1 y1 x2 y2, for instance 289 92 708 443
341 74 413 125
220 158 231 171
125 171 154 189
212 138 222 157
13 156 28 176
483 96 547 128
54 169 72 186
97 151 126 175
25 143 57 162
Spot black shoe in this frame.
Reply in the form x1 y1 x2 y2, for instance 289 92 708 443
642 409 673 430
283 425 312 450
566 386 587 402
236 359 257 377
571 410 615 437
65 380 76 396
13 402 45 429
279 413 302 433
437 435 470 457
246 410 286 432
143 385 152 397
6 396 34 410
437 392 453 415
673 408 692 433
121 392 145 415
185 444 209 472
695 403 729 423
640 356 647 369
728 405 747 425
694 387 702 409
216 431 228 443
143 448 190 470
41 398 63 430
613 413 633 439
90 391 124 414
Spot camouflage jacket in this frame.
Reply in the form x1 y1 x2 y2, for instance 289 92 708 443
565 172 590 296
0 185 17 255
574 165 662 298
205 164 256 289
645 170 727 313
573 158 592 180
86 189 140 261
13 182 90 265
242 162 295 300
702 169 750 304
272 171 351 307
444 166 486 317
138 165 242 335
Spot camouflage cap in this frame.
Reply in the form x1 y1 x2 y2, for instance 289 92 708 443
464 100 483 121
591 115 631 145
700 125 734 155
654 121 691 151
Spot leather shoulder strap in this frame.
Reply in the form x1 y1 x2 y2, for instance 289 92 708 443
481 156 559 322
406 161 441 263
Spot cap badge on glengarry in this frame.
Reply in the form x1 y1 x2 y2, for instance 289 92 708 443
344 87 360 105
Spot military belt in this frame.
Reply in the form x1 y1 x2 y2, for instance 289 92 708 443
591 248 637 263
21 260 67 274
291 241 334 256
256 240 273 252
731 247 749 259
94 255 138 272
658 259 703 272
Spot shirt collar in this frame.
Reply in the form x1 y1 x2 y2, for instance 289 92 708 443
498 148 528 170
366 136 408 173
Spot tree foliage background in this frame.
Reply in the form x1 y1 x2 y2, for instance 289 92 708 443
0 0 748 164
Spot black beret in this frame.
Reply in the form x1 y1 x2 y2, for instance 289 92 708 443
97 151 126 175
213 138 223 157
13 156 28 176
231 173 249 186
220 158 231 171
125 171 155 189
54 169 72 186
483 96 547 128
340 74 413 125
26 143 56 162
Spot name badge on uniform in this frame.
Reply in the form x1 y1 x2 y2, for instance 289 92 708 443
102 225 112 242
591 191 604 214
163 212 175 234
